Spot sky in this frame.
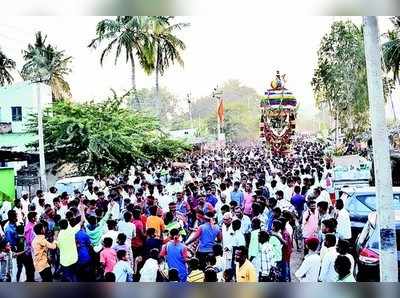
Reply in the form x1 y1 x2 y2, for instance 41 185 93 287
0 16 397 118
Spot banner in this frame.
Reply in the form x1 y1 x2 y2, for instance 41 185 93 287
217 98 224 123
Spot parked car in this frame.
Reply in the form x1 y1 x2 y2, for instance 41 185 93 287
54 176 94 196
354 211 400 281
341 186 400 241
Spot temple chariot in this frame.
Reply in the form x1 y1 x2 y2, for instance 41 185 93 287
259 71 297 155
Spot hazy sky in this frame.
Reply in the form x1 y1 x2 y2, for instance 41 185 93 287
0 16 396 116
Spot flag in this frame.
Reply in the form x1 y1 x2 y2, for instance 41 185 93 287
217 98 224 123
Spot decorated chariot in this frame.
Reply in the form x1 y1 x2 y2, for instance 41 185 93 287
260 71 297 155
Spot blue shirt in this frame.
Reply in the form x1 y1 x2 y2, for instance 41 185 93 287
206 195 218 207
291 194 305 214
75 229 92 264
266 211 274 232
165 241 188 282
230 190 244 207
5 223 18 248
198 223 220 253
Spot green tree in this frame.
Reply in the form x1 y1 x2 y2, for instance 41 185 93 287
311 20 391 136
205 101 259 142
88 16 154 108
383 17 400 83
132 87 184 124
21 31 72 101
147 16 188 117
28 94 190 175
0 48 16 86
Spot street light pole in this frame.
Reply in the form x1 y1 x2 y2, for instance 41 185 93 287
36 82 47 191
363 16 398 282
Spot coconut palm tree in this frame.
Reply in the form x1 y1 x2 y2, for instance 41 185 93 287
383 17 400 84
0 48 16 86
382 17 400 121
21 31 72 101
148 17 189 118
88 16 154 109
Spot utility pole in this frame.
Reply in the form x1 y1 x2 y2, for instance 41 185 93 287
36 82 47 191
363 16 398 282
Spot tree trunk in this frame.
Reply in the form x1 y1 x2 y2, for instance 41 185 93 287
129 52 140 110
390 92 397 122
155 53 161 120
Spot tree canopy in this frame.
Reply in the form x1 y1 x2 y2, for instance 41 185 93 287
312 20 393 137
27 94 191 175
0 48 16 86
21 31 72 101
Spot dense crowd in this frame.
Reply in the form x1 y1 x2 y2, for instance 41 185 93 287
0 138 355 282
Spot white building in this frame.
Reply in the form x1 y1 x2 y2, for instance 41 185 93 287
0 82 52 152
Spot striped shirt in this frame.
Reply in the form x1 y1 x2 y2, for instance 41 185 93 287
188 269 204 282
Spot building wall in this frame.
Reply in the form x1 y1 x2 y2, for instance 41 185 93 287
0 82 52 133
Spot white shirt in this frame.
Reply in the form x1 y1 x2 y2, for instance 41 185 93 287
237 215 252 235
0 201 11 221
20 198 29 215
295 253 321 282
117 221 136 247
83 190 97 201
336 209 352 240
139 258 159 282
319 246 338 282
58 205 68 219
109 202 121 220
222 224 235 251
101 230 119 247
316 191 332 207
221 190 231 204
113 260 134 282
45 192 57 206
158 194 174 212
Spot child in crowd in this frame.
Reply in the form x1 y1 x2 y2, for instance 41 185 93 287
113 250 134 282
100 237 117 276
187 258 204 282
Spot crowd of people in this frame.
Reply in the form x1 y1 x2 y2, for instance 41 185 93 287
0 138 355 282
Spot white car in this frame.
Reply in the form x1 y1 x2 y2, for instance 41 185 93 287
54 176 94 195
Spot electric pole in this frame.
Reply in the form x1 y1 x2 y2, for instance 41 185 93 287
363 16 398 282
36 82 47 191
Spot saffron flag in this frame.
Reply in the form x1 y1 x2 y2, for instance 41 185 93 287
217 98 224 123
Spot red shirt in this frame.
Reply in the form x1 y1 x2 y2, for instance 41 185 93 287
282 229 293 262
132 219 145 248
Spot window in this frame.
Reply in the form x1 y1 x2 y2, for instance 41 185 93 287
11 106 22 121
356 194 400 211
346 196 372 213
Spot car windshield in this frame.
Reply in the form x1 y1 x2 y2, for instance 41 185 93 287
55 181 85 194
357 193 400 211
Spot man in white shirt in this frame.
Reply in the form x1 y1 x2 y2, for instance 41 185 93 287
335 199 352 240
20 191 30 216
221 212 235 268
319 233 338 282
101 220 119 245
117 211 136 266
0 200 11 221
295 237 321 282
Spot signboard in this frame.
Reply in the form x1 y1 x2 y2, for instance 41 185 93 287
333 155 371 187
